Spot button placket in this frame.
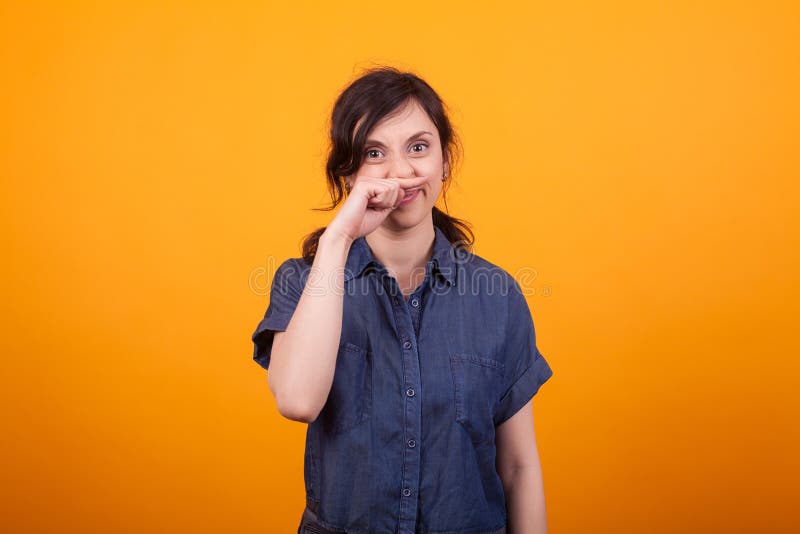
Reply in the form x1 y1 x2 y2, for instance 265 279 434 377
383 275 424 533
408 275 427 338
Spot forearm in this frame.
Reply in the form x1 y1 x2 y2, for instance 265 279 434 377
269 230 351 419
503 466 548 534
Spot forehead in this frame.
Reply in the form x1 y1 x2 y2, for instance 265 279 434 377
356 100 437 141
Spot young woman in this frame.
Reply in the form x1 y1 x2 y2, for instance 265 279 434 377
251 66 553 534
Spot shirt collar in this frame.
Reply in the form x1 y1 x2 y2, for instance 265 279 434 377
343 225 458 287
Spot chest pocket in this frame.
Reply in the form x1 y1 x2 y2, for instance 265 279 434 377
319 342 372 436
449 354 505 445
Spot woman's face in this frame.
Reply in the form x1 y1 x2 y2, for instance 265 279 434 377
345 99 447 226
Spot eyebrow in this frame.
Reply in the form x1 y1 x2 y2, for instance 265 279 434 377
365 130 433 148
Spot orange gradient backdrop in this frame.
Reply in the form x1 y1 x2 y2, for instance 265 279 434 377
1 1 798 532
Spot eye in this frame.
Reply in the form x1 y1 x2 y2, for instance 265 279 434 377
365 148 382 159
411 143 428 153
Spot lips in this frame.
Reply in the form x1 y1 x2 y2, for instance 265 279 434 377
398 188 422 206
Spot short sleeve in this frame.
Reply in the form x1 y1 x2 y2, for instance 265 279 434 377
251 258 307 371
493 278 554 426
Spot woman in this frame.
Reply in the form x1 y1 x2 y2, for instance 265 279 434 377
251 66 553 533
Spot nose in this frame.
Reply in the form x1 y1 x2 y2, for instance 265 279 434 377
386 154 417 179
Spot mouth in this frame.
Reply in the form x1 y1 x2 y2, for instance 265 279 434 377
399 187 422 206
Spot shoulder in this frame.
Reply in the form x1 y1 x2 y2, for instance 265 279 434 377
455 249 520 299
279 256 312 274
453 249 533 332
271 256 313 290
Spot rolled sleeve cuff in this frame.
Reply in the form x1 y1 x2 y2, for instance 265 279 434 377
251 313 292 371
493 351 553 426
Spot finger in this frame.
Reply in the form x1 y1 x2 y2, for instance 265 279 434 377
390 175 430 191
390 175 429 185
392 187 404 209
358 174 429 190
366 185 397 209
360 176 426 208
379 180 402 209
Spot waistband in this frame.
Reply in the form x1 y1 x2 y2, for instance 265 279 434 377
299 502 506 534
298 505 347 534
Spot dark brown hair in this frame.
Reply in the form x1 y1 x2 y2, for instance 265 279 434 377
300 65 474 265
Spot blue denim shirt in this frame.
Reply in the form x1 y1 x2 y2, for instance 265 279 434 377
251 225 553 533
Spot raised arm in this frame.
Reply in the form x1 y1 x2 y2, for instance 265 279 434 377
265 174 430 423
268 231 351 422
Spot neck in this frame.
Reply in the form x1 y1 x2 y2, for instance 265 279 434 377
364 217 436 284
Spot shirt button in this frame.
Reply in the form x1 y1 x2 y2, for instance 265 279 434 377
403 340 412 349
407 439 416 448
406 387 415 397
402 488 412 497
410 298 419 307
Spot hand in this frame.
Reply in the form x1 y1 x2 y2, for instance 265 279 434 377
325 174 430 243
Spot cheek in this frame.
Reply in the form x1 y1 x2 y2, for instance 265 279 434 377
426 178 443 199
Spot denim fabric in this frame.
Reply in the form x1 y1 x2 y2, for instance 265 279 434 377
253 225 553 534
297 504 506 534
298 504 348 533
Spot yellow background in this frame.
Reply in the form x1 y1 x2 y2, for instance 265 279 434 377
2 1 798 532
